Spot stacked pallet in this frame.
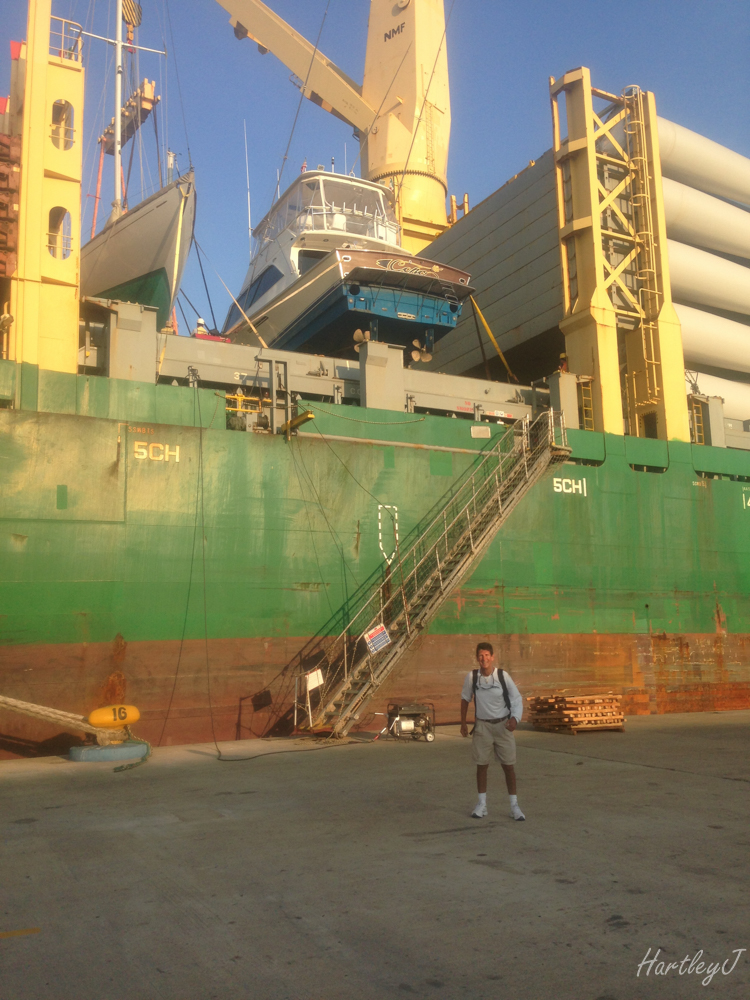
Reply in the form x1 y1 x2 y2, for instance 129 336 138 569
526 694 624 734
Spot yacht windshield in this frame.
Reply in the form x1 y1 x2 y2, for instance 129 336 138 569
253 175 400 252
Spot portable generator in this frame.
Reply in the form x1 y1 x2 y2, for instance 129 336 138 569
386 702 436 742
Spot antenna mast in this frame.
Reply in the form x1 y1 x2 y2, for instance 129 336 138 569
244 120 252 258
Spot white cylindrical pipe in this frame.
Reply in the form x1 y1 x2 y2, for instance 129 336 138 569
667 240 750 316
676 303 750 374
663 177 750 260
658 117 750 208
686 371 750 421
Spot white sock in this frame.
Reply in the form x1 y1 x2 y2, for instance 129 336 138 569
509 794 525 821
471 792 488 817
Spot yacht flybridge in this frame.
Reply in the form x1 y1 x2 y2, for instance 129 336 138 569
223 171 472 356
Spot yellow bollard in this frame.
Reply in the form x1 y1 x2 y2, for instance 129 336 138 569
88 705 141 737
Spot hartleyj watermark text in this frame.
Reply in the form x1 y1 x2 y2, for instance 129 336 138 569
637 947 745 986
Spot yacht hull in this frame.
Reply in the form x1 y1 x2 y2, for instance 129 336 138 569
81 171 195 331
229 249 472 352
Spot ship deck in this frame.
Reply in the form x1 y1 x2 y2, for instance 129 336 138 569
2 712 748 999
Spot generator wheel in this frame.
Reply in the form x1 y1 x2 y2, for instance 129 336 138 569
425 731 435 742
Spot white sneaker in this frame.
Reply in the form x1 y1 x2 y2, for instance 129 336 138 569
510 802 526 821
471 801 488 819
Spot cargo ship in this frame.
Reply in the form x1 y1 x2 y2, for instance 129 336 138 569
1 1 749 757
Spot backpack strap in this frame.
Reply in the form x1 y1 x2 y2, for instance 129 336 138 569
496 668 512 714
473 668 512 716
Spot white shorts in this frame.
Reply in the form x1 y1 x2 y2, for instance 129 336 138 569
471 718 516 766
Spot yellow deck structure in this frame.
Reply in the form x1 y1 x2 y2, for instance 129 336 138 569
6 0 83 382
549 67 689 440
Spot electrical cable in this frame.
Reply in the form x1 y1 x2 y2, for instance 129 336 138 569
194 242 218 330
308 425 397 528
176 296 191 333
273 0 331 203
213 736 362 763
81 3 113 238
288 446 336 618
152 101 164 188
179 286 201 318
292 436 361 589
192 238 269 348
161 381 223 754
180 393 396 761
302 402 425 425
194 387 220 754
347 41 413 178
395 0 457 206
164 0 192 164
156 405 202 747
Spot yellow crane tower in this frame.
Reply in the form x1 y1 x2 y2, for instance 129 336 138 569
218 0 452 254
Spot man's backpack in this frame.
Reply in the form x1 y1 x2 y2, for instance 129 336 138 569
472 667 511 715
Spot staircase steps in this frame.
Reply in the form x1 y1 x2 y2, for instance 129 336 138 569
297 411 570 736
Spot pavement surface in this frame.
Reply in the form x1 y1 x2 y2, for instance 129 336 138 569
1 712 748 1000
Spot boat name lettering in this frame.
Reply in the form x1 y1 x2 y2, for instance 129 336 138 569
133 441 180 463
553 477 587 496
376 258 441 277
384 22 406 42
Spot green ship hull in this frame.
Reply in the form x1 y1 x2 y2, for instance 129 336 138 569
1 361 749 757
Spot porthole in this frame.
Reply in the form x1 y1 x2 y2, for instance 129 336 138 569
51 99 74 150
48 207 72 259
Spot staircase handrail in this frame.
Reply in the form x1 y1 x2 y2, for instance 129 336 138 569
302 410 566 728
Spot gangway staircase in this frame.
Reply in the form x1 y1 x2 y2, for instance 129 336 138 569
298 410 570 737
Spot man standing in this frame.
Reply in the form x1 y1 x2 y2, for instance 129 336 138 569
460 642 525 821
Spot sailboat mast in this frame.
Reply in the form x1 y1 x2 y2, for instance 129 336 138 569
113 0 123 217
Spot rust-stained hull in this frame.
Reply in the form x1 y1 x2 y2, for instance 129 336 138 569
3 395 750 759
2 632 749 758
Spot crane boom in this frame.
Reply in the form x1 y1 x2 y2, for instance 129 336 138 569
216 0 375 131
216 0 452 253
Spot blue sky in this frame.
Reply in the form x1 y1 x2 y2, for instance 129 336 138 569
2 0 749 329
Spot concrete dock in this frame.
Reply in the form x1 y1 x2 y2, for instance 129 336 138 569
1 712 748 999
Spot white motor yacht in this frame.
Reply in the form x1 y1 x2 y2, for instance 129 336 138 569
223 171 472 355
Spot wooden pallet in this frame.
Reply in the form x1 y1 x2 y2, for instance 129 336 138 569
526 693 625 735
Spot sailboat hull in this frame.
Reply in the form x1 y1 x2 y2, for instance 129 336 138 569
80 171 195 330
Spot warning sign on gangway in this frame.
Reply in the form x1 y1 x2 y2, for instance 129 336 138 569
364 623 391 655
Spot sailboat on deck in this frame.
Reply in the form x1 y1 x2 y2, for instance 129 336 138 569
79 2 195 333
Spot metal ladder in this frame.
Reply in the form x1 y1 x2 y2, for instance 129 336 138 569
577 378 595 431
296 410 570 737
689 395 706 445
622 85 663 426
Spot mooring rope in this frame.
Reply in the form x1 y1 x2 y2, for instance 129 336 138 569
0 695 151 770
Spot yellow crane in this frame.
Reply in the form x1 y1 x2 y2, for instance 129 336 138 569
217 0 452 253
